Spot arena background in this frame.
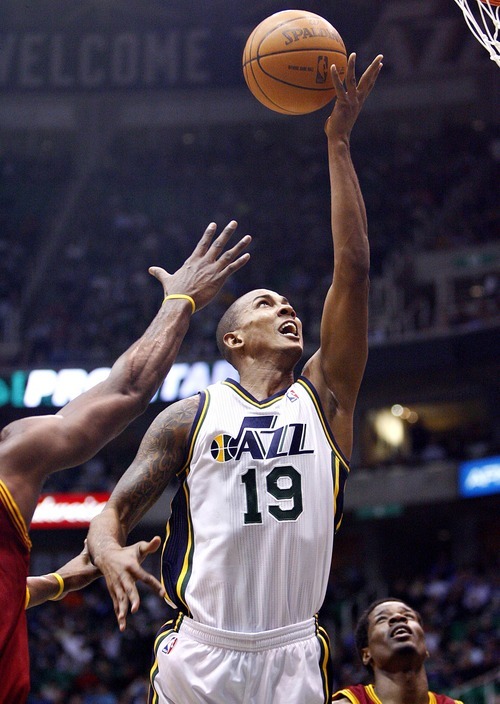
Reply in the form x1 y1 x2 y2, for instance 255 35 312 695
0 0 498 702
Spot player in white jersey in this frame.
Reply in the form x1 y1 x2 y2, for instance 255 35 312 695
161 378 347 633
88 53 383 704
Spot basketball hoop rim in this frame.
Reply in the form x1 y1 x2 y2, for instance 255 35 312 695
452 0 500 66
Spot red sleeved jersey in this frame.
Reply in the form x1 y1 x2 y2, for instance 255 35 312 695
333 683 463 704
0 479 32 704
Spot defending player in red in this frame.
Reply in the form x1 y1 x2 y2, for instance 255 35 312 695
332 599 463 704
0 222 250 704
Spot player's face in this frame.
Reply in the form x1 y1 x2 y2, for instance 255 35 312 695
363 601 427 672
236 289 303 358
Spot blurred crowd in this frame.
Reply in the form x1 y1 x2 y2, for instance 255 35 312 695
0 118 498 367
323 561 499 696
26 557 499 703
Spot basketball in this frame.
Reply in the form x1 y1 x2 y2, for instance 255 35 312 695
242 10 347 115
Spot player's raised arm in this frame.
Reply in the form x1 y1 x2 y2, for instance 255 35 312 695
87 395 198 631
0 222 250 527
302 54 383 459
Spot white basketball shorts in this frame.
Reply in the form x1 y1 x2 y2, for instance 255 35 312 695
148 613 332 704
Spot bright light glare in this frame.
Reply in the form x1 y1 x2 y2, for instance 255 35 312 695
374 410 405 447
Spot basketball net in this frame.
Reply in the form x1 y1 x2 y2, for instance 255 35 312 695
452 0 500 66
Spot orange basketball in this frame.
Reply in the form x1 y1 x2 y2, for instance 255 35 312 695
242 10 347 115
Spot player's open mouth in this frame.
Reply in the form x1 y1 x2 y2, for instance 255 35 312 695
390 626 411 638
278 321 299 338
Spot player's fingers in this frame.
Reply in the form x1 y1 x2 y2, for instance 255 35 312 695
357 55 383 96
136 536 162 563
193 222 218 254
116 569 147 624
148 267 171 286
360 55 383 88
207 220 239 259
126 582 142 615
117 601 128 632
110 584 130 631
110 591 120 621
217 235 252 267
134 566 166 598
217 252 251 280
343 52 357 92
330 63 346 96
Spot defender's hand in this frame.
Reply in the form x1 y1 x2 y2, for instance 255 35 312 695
149 221 251 312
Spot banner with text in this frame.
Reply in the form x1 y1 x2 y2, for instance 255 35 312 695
0 359 235 408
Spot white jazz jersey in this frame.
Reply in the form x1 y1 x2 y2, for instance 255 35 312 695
161 376 349 633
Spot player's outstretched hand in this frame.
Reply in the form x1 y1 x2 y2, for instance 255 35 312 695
325 53 383 140
27 539 100 608
149 221 251 312
96 536 164 631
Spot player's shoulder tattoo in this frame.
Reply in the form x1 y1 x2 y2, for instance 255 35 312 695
136 395 199 477
118 396 200 523
157 394 199 438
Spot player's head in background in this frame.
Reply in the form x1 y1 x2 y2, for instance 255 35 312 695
355 598 427 676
